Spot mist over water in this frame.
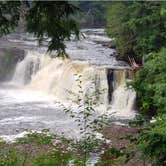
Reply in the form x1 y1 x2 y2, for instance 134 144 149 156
0 29 136 142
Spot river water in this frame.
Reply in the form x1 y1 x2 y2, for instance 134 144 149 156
0 83 81 139
0 29 136 142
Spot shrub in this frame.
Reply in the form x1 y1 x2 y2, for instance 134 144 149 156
132 48 166 116
137 115 166 166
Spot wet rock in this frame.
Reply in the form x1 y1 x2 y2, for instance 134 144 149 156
0 48 25 81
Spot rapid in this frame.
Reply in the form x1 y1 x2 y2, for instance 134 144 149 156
0 29 136 141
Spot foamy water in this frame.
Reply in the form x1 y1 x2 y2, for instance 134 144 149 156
0 84 81 139
0 29 136 143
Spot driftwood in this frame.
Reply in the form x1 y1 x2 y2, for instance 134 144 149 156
128 56 143 71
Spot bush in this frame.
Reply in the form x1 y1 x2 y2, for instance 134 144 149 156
31 151 72 166
132 48 166 116
137 115 166 166
131 48 166 166
106 2 166 62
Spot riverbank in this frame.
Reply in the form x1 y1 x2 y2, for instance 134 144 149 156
0 125 149 166
100 125 149 166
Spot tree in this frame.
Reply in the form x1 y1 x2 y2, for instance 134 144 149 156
106 1 166 63
137 114 166 166
106 2 166 165
132 48 166 116
130 49 166 165
0 1 79 55
0 1 21 35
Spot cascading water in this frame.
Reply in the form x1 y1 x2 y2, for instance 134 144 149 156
0 28 136 165
12 50 136 117
109 70 136 118
12 51 41 85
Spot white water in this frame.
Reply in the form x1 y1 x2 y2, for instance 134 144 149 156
110 70 136 118
11 50 136 118
0 29 136 142
0 83 80 138
12 52 40 85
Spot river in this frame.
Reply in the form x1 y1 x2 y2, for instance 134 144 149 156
0 29 136 142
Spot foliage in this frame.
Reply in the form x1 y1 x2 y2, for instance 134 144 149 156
95 147 125 166
106 1 166 62
31 151 72 166
0 1 21 35
17 129 55 145
129 114 146 127
96 113 166 166
26 1 79 54
132 48 166 115
0 131 86 166
95 132 138 166
137 114 166 166
62 74 110 164
119 3 166 165
0 1 79 55
0 141 25 166
130 48 166 165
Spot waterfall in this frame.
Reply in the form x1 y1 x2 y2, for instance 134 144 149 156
28 56 108 107
12 51 41 85
12 50 136 118
109 70 136 118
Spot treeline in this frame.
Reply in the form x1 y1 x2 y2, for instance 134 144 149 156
106 1 166 115
106 1 166 165
106 1 166 63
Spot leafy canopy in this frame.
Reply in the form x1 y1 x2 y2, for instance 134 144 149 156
106 2 166 165
0 1 21 35
106 1 166 62
132 48 166 115
129 48 166 164
137 114 166 166
0 1 79 55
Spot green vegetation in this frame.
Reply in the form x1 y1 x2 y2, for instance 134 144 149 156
62 74 111 165
0 1 21 35
31 151 72 166
95 147 134 166
106 1 166 165
131 49 166 166
0 131 86 166
26 1 79 54
106 1 166 63
0 1 79 55
0 1 166 165
137 115 166 166
0 130 115 166
132 48 166 116
0 133 64 166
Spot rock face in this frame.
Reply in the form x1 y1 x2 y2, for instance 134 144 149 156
0 48 24 81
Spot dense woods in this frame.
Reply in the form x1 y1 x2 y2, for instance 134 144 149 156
0 1 166 165
106 1 166 63
106 1 166 165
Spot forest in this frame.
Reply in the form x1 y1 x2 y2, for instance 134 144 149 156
0 1 165 166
